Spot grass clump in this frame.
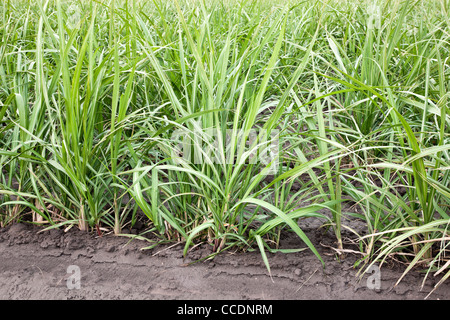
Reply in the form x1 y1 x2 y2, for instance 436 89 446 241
0 0 449 296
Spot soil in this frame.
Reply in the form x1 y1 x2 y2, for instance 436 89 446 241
1 217 449 301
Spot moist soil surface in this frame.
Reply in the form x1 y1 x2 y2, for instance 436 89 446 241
0 218 449 300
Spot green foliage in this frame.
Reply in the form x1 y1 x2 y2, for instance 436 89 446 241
0 0 448 295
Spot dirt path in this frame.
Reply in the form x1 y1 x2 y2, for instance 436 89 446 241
0 222 449 300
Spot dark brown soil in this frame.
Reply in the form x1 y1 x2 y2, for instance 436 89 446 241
0 218 449 300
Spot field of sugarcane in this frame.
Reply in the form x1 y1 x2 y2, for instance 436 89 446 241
0 0 449 297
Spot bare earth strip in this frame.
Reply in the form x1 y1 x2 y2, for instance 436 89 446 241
0 223 449 300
